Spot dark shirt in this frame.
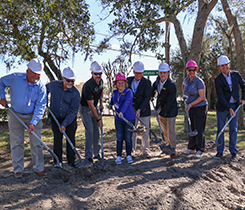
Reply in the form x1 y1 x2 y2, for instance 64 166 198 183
46 80 80 128
80 77 103 107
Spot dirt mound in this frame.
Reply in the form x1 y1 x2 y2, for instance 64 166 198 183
0 140 245 210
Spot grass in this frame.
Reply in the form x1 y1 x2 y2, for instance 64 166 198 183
0 111 245 159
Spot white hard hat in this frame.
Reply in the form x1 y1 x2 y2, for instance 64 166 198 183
158 63 170 72
90 61 103 73
133 61 145 73
62 67 76 79
217 55 230 66
27 58 44 74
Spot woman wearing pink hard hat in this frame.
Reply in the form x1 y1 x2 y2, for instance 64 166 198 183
182 60 208 158
109 73 135 164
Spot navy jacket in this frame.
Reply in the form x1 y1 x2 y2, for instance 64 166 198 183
215 71 245 112
127 76 152 117
152 76 178 118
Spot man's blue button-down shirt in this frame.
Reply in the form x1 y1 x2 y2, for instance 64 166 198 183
46 80 80 128
0 72 47 125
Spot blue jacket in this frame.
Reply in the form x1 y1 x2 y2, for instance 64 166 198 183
215 71 245 111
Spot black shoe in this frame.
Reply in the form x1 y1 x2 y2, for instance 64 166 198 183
68 162 77 168
214 152 223 158
88 158 93 163
231 153 238 162
93 154 102 160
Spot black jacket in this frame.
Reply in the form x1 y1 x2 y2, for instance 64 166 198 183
215 71 245 112
127 76 152 117
152 76 178 118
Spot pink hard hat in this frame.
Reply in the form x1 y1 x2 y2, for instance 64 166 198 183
185 60 199 70
113 73 128 83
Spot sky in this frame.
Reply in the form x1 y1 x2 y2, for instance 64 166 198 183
0 0 194 85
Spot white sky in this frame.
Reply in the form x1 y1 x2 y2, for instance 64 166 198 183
0 0 194 84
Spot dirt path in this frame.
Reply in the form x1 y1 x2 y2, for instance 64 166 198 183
0 140 245 210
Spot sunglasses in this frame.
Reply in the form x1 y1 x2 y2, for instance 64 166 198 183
93 72 102 76
188 68 196 72
65 78 75 83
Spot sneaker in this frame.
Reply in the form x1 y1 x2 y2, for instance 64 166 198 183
115 156 122 164
214 152 223 158
231 153 238 162
196 150 202 158
68 162 77 168
127 155 133 163
82 158 93 168
183 149 196 154
93 154 102 160
14 172 23 178
34 171 48 177
143 153 151 159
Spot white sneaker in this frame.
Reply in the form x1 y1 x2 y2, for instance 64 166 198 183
115 156 122 164
196 150 202 158
127 155 133 163
183 149 196 154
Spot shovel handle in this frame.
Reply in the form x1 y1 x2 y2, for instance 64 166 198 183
111 107 136 129
100 108 104 167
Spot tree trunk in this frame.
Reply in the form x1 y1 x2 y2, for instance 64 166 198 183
221 0 245 129
165 21 171 64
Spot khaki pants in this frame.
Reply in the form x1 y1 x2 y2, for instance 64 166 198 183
159 116 176 149
132 116 150 154
8 109 44 173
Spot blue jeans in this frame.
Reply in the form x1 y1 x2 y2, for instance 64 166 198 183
115 119 134 156
216 103 238 154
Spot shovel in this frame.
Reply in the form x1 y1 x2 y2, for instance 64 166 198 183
184 100 198 137
111 107 144 133
215 104 242 147
7 106 70 173
100 108 104 167
136 115 162 144
151 101 165 142
48 107 83 168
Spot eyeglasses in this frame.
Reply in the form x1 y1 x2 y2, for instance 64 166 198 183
65 78 75 83
188 68 196 72
93 72 102 76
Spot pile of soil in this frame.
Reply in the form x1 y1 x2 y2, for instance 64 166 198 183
0 139 245 210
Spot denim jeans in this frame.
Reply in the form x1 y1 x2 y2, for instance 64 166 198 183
216 103 238 154
115 119 135 156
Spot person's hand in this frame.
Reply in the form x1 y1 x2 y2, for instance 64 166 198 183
157 115 161 121
27 123 35 134
136 109 141 117
59 126 66 133
118 112 123 118
108 105 112 110
0 98 8 108
186 104 192 111
183 94 188 101
98 119 103 128
229 108 236 117
99 104 104 112
241 100 245 106
150 97 154 102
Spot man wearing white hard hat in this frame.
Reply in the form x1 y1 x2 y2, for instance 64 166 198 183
79 61 103 167
214 55 245 162
46 67 80 168
127 61 152 158
151 63 178 158
0 58 48 178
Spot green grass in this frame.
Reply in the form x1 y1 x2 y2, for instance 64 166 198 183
0 111 245 159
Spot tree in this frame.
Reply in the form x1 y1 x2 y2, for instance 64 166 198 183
0 0 95 81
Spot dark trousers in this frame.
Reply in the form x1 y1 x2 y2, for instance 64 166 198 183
50 116 77 164
188 105 207 152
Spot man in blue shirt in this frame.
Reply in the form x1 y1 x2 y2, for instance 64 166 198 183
0 58 47 178
46 67 80 167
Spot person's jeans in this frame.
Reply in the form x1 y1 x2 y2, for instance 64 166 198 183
79 105 100 160
50 116 77 164
115 119 135 156
188 105 207 152
216 103 238 154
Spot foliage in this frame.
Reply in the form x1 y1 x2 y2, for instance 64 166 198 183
0 0 95 80
0 109 8 122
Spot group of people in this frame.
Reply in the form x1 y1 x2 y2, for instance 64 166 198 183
0 54 244 178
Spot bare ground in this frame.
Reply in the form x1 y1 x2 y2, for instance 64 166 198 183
0 138 245 210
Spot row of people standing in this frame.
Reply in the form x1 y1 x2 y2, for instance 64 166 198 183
0 55 244 178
